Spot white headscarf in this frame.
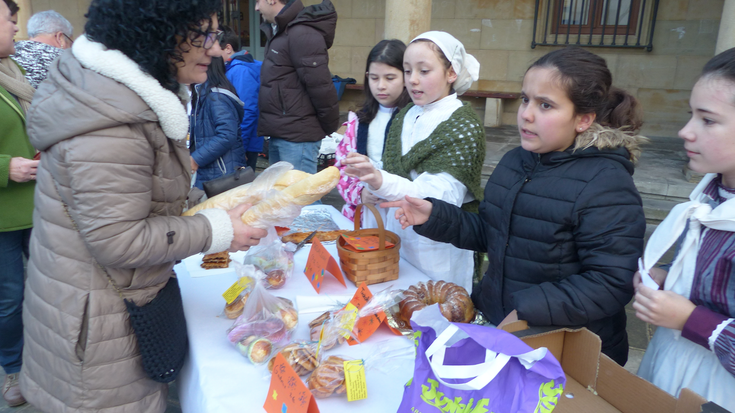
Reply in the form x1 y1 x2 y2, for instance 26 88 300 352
411 31 480 95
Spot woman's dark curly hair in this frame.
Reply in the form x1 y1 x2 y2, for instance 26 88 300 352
85 0 222 93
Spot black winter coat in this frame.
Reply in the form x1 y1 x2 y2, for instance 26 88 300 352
258 0 340 142
414 130 646 365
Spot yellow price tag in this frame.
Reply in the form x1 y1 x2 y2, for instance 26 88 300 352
222 277 253 304
339 303 358 339
343 360 367 402
222 282 245 304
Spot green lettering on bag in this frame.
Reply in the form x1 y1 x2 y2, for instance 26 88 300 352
413 331 422 347
419 378 490 413
534 379 564 413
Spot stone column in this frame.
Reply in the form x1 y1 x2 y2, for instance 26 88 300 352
15 0 32 40
716 0 735 54
384 0 432 44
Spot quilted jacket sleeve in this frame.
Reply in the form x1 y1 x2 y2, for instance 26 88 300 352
414 197 490 253
512 165 645 326
56 124 218 269
289 26 339 135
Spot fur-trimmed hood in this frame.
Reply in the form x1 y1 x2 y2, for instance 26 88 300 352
27 35 189 151
572 122 648 164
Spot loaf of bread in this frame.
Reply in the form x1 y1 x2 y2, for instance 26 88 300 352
240 167 340 228
182 169 311 216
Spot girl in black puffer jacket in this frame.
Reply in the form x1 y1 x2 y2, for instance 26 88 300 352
383 47 647 366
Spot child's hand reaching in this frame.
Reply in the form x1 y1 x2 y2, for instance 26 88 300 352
380 196 433 229
343 152 383 189
633 285 696 331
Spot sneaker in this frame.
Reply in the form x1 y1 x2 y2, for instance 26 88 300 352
2 373 26 407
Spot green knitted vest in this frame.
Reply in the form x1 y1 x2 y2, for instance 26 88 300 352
382 101 486 211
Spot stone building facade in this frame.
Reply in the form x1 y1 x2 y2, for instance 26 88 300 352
19 0 734 137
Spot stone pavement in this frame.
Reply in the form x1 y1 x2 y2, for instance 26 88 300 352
1 126 692 411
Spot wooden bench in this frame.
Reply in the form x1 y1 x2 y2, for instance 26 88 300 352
344 84 520 127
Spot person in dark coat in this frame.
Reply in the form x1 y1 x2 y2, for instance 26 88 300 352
256 0 339 173
190 56 247 189
382 47 647 366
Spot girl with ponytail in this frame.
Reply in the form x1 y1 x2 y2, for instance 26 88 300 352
383 47 647 365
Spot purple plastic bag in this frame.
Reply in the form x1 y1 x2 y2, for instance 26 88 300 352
397 305 565 413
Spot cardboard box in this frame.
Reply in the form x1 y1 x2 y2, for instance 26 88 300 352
502 322 718 413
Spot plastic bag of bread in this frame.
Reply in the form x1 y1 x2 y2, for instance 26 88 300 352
240 166 340 229
221 262 261 319
242 228 295 289
307 308 359 351
266 341 321 376
306 344 415 399
182 161 304 216
227 282 299 364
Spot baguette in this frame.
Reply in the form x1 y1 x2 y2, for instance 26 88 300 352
240 166 340 228
182 169 312 216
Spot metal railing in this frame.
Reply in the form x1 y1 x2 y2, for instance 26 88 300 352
531 0 660 51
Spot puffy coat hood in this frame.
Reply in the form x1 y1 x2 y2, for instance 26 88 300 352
274 0 336 48
529 123 648 176
27 35 189 152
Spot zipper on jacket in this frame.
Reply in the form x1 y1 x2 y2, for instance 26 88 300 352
505 153 541 247
277 85 286 115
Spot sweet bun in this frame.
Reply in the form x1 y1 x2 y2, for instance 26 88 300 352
265 269 286 289
224 298 244 319
307 356 347 398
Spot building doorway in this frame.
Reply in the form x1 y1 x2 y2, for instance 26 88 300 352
221 0 266 60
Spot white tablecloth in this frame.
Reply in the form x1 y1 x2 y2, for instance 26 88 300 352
175 205 430 412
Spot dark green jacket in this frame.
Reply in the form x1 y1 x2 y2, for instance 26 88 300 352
0 68 36 231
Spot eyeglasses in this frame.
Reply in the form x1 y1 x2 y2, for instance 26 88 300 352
202 30 224 50
62 33 73 46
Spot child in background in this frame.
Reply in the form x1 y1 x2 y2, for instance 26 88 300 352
220 26 264 172
383 47 647 365
634 48 735 410
342 31 486 293
190 56 247 189
335 39 411 221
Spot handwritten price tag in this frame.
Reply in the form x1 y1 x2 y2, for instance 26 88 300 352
263 353 320 413
344 360 368 402
345 283 387 345
304 238 345 293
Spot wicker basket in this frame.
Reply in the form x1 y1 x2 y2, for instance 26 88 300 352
337 204 401 285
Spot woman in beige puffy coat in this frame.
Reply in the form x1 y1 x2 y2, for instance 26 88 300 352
19 1 266 412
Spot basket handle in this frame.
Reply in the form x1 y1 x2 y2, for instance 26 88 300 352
353 203 387 250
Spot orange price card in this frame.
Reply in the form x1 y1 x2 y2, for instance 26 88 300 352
303 238 345 293
264 353 320 413
341 234 394 252
344 283 387 345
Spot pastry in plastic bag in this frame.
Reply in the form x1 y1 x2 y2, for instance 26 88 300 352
227 283 299 356
307 356 348 398
267 342 319 376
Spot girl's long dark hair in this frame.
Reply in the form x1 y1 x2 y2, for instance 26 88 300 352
203 56 238 96
529 47 642 131
192 57 239 105
356 39 411 124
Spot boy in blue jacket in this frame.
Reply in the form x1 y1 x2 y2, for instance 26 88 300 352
221 27 264 171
